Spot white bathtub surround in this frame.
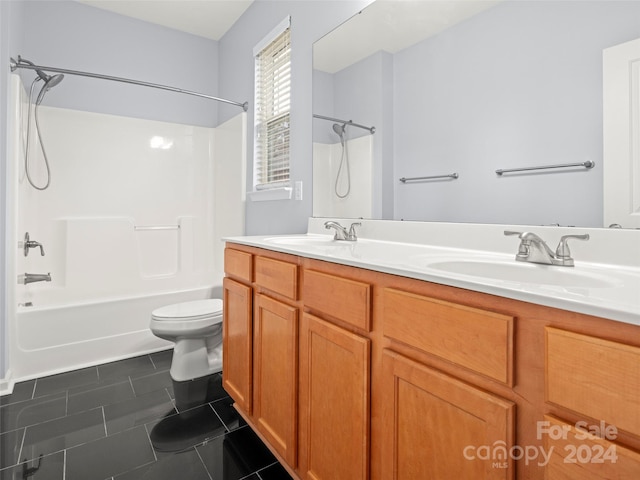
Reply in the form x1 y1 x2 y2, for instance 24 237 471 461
225 217 640 326
313 135 373 218
3 75 246 391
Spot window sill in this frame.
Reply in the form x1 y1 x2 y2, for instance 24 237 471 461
248 187 292 202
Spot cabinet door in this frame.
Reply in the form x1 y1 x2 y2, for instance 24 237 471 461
381 350 515 480
299 312 371 480
222 277 253 414
543 416 640 480
253 294 298 466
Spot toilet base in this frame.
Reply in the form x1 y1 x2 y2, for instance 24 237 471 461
169 338 222 382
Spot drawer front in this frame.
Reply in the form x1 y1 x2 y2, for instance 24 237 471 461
382 288 514 385
303 269 371 331
224 248 252 283
255 256 298 300
543 416 640 480
546 327 640 437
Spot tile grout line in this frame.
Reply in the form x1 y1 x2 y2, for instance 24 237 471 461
208 402 229 432
16 428 26 469
62 449 66 480
148 353 157 370
128 375 136 397
194 445 213 480
143 423 158 462
30 379 37 399
101 406 107 437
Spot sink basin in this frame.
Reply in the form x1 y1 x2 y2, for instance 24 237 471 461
426 259 619 288
263 235 344 247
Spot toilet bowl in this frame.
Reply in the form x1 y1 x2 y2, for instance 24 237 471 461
150 299 223 382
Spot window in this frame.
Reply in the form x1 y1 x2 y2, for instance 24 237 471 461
253 17 291 192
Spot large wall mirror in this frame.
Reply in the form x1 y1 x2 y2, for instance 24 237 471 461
312 0 640 228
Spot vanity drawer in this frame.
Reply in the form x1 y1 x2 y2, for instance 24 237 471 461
543 415 640 479
255 256 298 300
225 248 252 283
546 327 640 437
382 288 514 385
303 269 371 331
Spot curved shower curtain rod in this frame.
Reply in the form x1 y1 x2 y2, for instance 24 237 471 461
313 114 375 134
10 56 248 111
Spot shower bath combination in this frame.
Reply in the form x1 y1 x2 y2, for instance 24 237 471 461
11 55 249 191
20 56 65 191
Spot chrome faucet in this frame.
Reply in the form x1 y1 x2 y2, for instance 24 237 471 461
324 221 361 241
18 273 52 285
504 231 589 267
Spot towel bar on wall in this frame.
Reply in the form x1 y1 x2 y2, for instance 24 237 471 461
399 173 459 183
134 225 180 231
495 161 595 176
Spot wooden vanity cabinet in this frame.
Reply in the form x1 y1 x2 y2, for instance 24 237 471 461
299 266 372 480
222 277 253 413
253 292 298 466
381 350 515 479
298 312 370 480
379 285 516 480
223 243 640 480
223 247 301 470
544 327 640 479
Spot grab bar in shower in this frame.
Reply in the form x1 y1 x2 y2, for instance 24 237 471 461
134 225 180 231
399 173 459 183
495 161 595 176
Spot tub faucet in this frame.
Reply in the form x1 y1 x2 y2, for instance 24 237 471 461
23 232 45 256
504 231 589 267
19 273 52 285
324 221 360 241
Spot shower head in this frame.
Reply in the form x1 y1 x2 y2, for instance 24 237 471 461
45 74 64 89
332 123 346 146
35 74 64 105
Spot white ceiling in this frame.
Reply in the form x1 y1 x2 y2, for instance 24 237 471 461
76 0 502 72
314 0 502 74
77 0 254 41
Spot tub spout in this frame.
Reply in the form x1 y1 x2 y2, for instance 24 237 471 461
19 273 52 285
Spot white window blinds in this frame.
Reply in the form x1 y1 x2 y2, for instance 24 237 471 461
254 18 291 190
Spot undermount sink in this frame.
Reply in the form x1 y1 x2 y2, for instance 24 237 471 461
426 259 620 288
263 235 344 247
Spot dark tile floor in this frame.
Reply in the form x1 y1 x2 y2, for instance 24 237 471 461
0 350 292 480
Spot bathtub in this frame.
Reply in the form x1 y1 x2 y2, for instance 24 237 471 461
3 75 246 395
9 285 220 384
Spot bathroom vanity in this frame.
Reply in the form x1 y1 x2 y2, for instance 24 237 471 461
222 219 640 480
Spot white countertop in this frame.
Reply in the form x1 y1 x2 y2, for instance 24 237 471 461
225 218 640 327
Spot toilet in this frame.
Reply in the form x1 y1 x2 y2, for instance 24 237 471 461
150 299 223 382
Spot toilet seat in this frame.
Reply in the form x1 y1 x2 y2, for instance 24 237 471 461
149 298 224 381
151 299 223 324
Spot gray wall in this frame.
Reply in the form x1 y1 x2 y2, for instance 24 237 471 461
15 0 221 127
217 0 371 235
394 0 640 226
